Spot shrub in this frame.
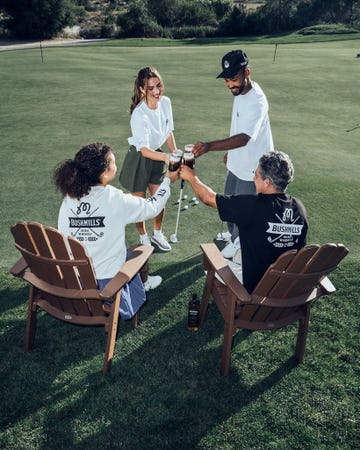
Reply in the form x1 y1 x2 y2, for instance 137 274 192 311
170 25 218 39
116 0 163 37
0 0 81 39
297 23 359 35
218 3 247 36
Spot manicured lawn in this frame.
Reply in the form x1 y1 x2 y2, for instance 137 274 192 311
0 37 359 449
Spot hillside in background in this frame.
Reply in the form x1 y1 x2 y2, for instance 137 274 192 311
0 0 358 40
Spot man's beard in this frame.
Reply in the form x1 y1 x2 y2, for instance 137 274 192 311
230 82 245 96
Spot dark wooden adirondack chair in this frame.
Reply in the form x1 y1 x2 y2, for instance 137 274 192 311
200 243 349 376
10 221 154 375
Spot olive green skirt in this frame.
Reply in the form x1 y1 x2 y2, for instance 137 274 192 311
119 146 166 192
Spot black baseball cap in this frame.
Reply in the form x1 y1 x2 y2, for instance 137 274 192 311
216 50 249 79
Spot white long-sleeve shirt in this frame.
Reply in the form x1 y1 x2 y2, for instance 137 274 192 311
58 178 171 279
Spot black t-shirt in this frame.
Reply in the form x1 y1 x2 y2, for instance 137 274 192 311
216 193 308 293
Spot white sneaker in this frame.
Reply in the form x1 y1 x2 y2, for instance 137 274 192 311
151 232 171 252
221 238 240 259
216 231 232 242
232 248 242 266
139 234 151 246
143 275 162 292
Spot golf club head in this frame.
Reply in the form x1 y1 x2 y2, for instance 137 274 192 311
170 234 178 243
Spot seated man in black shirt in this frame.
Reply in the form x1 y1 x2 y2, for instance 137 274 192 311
180 151 308 293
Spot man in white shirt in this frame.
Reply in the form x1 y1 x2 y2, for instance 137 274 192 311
193 50 274 258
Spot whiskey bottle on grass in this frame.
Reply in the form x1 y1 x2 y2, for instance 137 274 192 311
188 293 200 331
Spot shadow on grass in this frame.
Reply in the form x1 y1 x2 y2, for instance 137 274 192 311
34 317 298 449
2 261 357 449
0 254 300 449
0 269 28 313
0 255 205 428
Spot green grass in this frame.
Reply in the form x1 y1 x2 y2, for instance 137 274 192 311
0 37 359 449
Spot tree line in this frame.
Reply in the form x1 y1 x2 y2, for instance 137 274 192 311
0 0 359 40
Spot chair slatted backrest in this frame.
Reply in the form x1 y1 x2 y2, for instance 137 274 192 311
251 249 299 298
11 221 100 317
254 245 321 307
45 226 103 316
257 244 348 300
237 244 348 324
68 236 106 316
234 250 299 323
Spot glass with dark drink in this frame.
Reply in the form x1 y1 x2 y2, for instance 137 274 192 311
168 150 182 172
183 144 195 169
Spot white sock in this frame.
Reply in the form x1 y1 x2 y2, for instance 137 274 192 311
153 230 162 236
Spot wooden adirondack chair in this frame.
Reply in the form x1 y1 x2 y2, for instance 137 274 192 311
10 221 154 375
200 243 349 376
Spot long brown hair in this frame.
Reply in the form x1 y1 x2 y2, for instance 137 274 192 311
130 66 164 114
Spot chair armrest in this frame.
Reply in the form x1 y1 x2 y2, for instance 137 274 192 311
200 243 251 303
100 245 154 299
10 257 28 277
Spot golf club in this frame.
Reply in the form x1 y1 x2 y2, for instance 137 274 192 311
170 145 195 243
170 179 185 243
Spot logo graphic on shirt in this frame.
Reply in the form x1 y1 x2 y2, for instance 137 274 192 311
148 188 167 201
266 208 304 248
68 202 105 242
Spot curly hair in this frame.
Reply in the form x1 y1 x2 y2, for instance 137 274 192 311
259 151 294 191
130 66 164 114
54 142 112 199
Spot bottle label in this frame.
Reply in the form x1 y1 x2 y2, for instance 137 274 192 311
188 309 199 330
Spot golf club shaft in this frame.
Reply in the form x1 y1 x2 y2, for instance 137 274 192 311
174 186 184 236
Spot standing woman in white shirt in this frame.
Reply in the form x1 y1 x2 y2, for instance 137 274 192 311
119 66 177 252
